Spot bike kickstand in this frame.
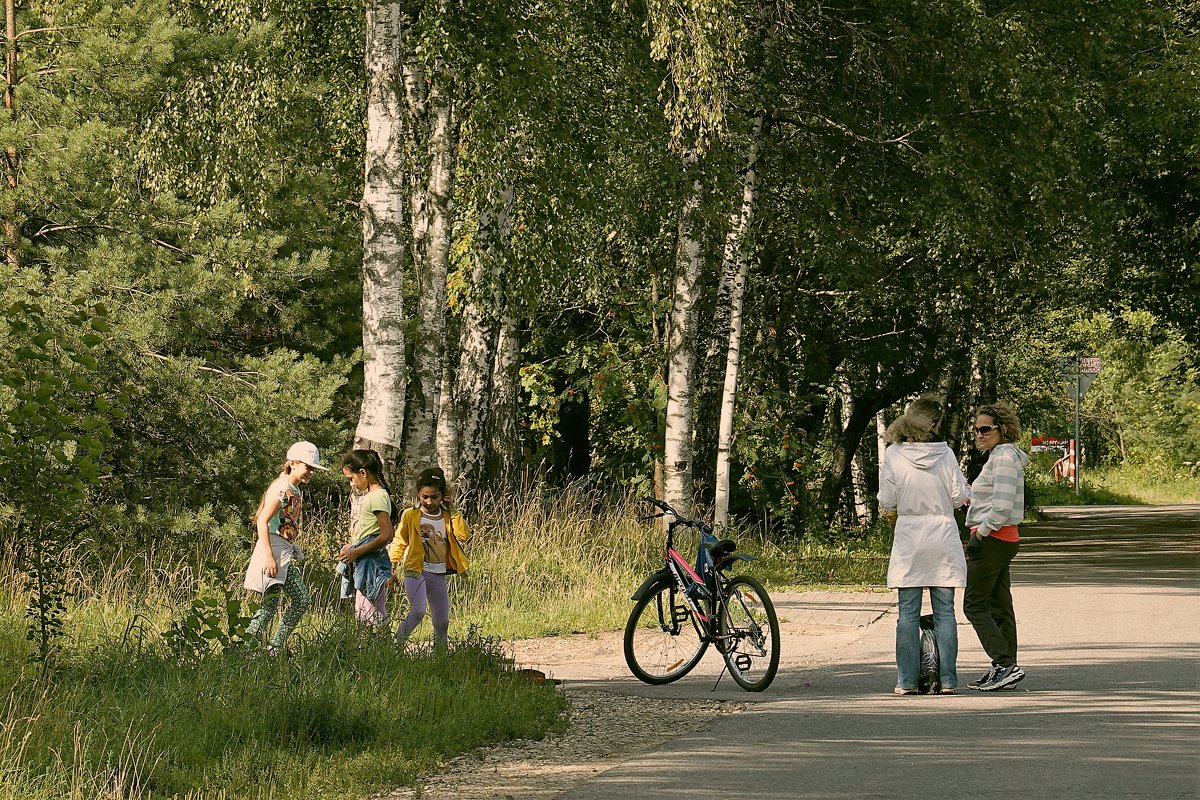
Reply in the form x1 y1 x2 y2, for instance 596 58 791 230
712 663 729 692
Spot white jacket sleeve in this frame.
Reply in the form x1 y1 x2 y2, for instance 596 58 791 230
878 448 898 512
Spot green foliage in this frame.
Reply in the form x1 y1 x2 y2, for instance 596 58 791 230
0 603 565 800
644 0 749 151
0 0 358 562
0 293 114 666
161 562 257 662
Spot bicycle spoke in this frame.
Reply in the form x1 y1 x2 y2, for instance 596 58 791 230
719 575 780 692
624 579 708 684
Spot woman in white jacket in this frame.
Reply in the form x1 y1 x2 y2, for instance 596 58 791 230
878 399 971 695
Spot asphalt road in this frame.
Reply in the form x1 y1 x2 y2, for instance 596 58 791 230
560 505 1200 800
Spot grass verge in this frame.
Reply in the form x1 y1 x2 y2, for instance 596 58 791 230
1027 460 1200 508
0 602 565 800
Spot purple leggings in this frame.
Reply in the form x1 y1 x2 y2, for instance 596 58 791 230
395 571 450 645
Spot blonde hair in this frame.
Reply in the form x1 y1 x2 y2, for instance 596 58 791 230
884 397 943 444
976 401 1022 444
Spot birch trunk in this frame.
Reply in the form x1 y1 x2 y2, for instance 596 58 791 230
835 374 868 524
489 313 521 489
712 116 763 529
4 0 18 266
454 185 515 500
875 407 888 487
401 65 455 482
662 164 705 513
436 359 457 485
354 0 408 473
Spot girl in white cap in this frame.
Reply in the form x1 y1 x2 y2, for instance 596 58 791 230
244 440 327 653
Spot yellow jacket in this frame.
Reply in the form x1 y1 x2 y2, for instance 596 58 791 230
389 507 471 577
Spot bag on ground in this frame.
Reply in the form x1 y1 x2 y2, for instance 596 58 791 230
918 613 941 695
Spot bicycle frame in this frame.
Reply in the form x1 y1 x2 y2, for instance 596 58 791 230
640 506 735 637
625 498 781 691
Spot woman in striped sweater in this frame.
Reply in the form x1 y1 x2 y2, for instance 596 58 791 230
964 401 1030 691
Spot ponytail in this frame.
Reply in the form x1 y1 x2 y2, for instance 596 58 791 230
342 449 400 525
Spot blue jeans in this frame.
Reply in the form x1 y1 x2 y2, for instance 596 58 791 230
896 587 959 690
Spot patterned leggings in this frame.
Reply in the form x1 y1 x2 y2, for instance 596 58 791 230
247 566 312 650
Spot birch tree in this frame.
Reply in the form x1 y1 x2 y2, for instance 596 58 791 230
355 0 409 471
449 182 515 499
397 64 456 481
646 0 747 511
712 115 763 527
4 0 19 266
661 162 706 511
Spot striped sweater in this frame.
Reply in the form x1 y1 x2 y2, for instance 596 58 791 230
966 443 1030 536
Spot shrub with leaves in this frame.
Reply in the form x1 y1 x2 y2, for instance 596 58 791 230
161 561 257 662
0 293 115 667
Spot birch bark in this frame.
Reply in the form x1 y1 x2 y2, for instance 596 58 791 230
662 164 706 512
712 116 763 528
489 312 521 488
4 0 19 265
354 0 408 471
402 65 456 482
454 185 515 500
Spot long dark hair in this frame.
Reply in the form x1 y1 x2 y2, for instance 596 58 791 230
342 449 399 524
414 467 450 507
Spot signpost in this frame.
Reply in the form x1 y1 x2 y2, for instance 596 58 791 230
1059 356 1103 496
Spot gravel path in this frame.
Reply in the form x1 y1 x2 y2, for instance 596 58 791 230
376 613 882 800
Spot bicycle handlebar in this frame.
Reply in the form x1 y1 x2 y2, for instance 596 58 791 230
641 498 709 532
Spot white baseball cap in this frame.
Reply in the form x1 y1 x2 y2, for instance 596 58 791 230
285 441 329 470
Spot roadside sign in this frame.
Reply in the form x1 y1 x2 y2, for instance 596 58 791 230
1058 355 1102 497
1030 435 1069 453
1062 356 1103 401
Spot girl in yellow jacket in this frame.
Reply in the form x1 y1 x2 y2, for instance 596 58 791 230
389 467 471 647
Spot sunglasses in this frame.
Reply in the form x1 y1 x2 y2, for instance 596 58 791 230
974 425 1000 435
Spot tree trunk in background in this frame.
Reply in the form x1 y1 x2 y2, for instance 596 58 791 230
712 116 763 529
875 407 888 477
3 0 18 266
355 0 408 476
937 355 971 461
436 358 456 484
402 65 456 482
454 184 515 502
662 161 705 513
488 313 521 490
821 396 881 526
835 373 870 524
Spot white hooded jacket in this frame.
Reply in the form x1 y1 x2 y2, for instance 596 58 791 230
878 441 971 588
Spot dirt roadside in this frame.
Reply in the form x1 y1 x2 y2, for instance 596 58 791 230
377 610 885 800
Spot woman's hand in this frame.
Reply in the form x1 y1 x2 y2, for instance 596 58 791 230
265 555 278 577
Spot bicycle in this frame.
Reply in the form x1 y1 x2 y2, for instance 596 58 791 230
623 498 780 692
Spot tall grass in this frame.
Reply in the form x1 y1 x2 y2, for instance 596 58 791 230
0 556 564 800
1026 459 1200 508
450 489 660 638
442 489 891 639
1087 462 1200 504
0 485 903 799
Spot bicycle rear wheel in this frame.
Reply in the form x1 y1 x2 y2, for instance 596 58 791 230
624 577 709 684
719 575 780 692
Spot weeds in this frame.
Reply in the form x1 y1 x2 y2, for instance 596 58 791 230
0 484 978 799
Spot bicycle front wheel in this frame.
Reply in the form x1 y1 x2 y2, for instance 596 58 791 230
719 575 780 692
624 577 709 684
